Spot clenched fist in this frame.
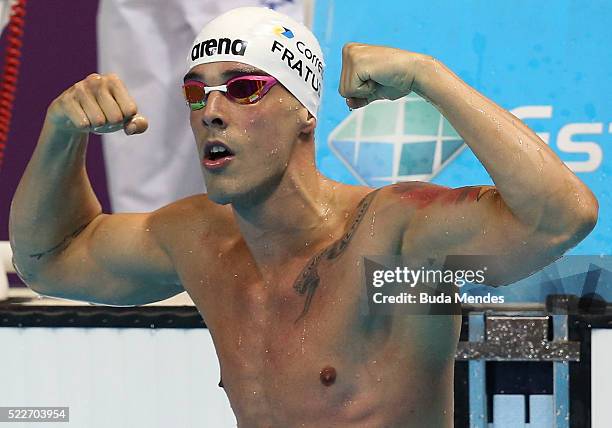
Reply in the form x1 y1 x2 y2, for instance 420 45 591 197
46 73 148 136
338 42 433 110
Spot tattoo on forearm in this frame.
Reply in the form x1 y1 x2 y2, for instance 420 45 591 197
28 215 100 260
293 190 379 322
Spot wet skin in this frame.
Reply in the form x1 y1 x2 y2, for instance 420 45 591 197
12 40 597 428
155 187 459 428
151 59 575 427
21 56 588 426
173 61 461 426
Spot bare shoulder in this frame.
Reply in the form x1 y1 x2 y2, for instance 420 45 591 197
370 181 442 225
374 180 498 217
369 181 495 250
146 193 241 248
376 181 454 207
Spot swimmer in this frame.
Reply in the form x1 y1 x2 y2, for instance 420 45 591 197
9 7 598 427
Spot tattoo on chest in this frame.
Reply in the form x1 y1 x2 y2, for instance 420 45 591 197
293 190 380 322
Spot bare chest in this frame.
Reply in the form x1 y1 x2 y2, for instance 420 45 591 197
169 216 457 425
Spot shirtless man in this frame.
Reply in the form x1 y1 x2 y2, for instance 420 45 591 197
9 7 597 428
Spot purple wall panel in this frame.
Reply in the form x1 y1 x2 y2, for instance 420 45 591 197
0 1 110 285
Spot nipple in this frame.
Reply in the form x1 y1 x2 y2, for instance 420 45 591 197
319 366 336 386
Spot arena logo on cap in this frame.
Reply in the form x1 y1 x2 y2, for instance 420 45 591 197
191 38 248 61
273 25 294 39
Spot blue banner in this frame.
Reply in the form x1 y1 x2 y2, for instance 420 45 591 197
312 0 611 255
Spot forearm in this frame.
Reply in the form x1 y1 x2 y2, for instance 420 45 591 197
9 119 103 275
413 57 598 233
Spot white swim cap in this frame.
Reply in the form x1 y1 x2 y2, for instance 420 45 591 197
186 7 324 118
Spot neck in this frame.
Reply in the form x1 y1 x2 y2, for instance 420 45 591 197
232 160 342 268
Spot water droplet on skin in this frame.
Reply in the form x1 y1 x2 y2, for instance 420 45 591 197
145 228 151 232
370 211 376 236
301 319 307 354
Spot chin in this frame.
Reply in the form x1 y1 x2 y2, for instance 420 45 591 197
205 189 235 206
205 167 286 208
205 181 256 206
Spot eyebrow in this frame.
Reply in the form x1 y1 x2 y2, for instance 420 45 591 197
183 66 269 83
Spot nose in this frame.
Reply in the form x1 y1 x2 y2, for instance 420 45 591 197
201 91 227 129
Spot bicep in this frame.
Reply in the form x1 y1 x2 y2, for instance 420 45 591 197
31 212 183 305
400 184 573 286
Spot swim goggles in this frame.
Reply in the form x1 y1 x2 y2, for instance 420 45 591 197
182 75 278 111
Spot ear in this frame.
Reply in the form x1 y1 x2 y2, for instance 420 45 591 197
300 110 317 135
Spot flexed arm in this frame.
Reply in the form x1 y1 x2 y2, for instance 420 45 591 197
9 73 182 305
338 43 598 285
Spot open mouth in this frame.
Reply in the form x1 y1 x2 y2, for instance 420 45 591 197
203 141 235 169
205 142 234 160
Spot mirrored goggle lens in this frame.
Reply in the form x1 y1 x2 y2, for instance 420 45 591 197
184 84 205 104
227 79 266 102
183 84 205 110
